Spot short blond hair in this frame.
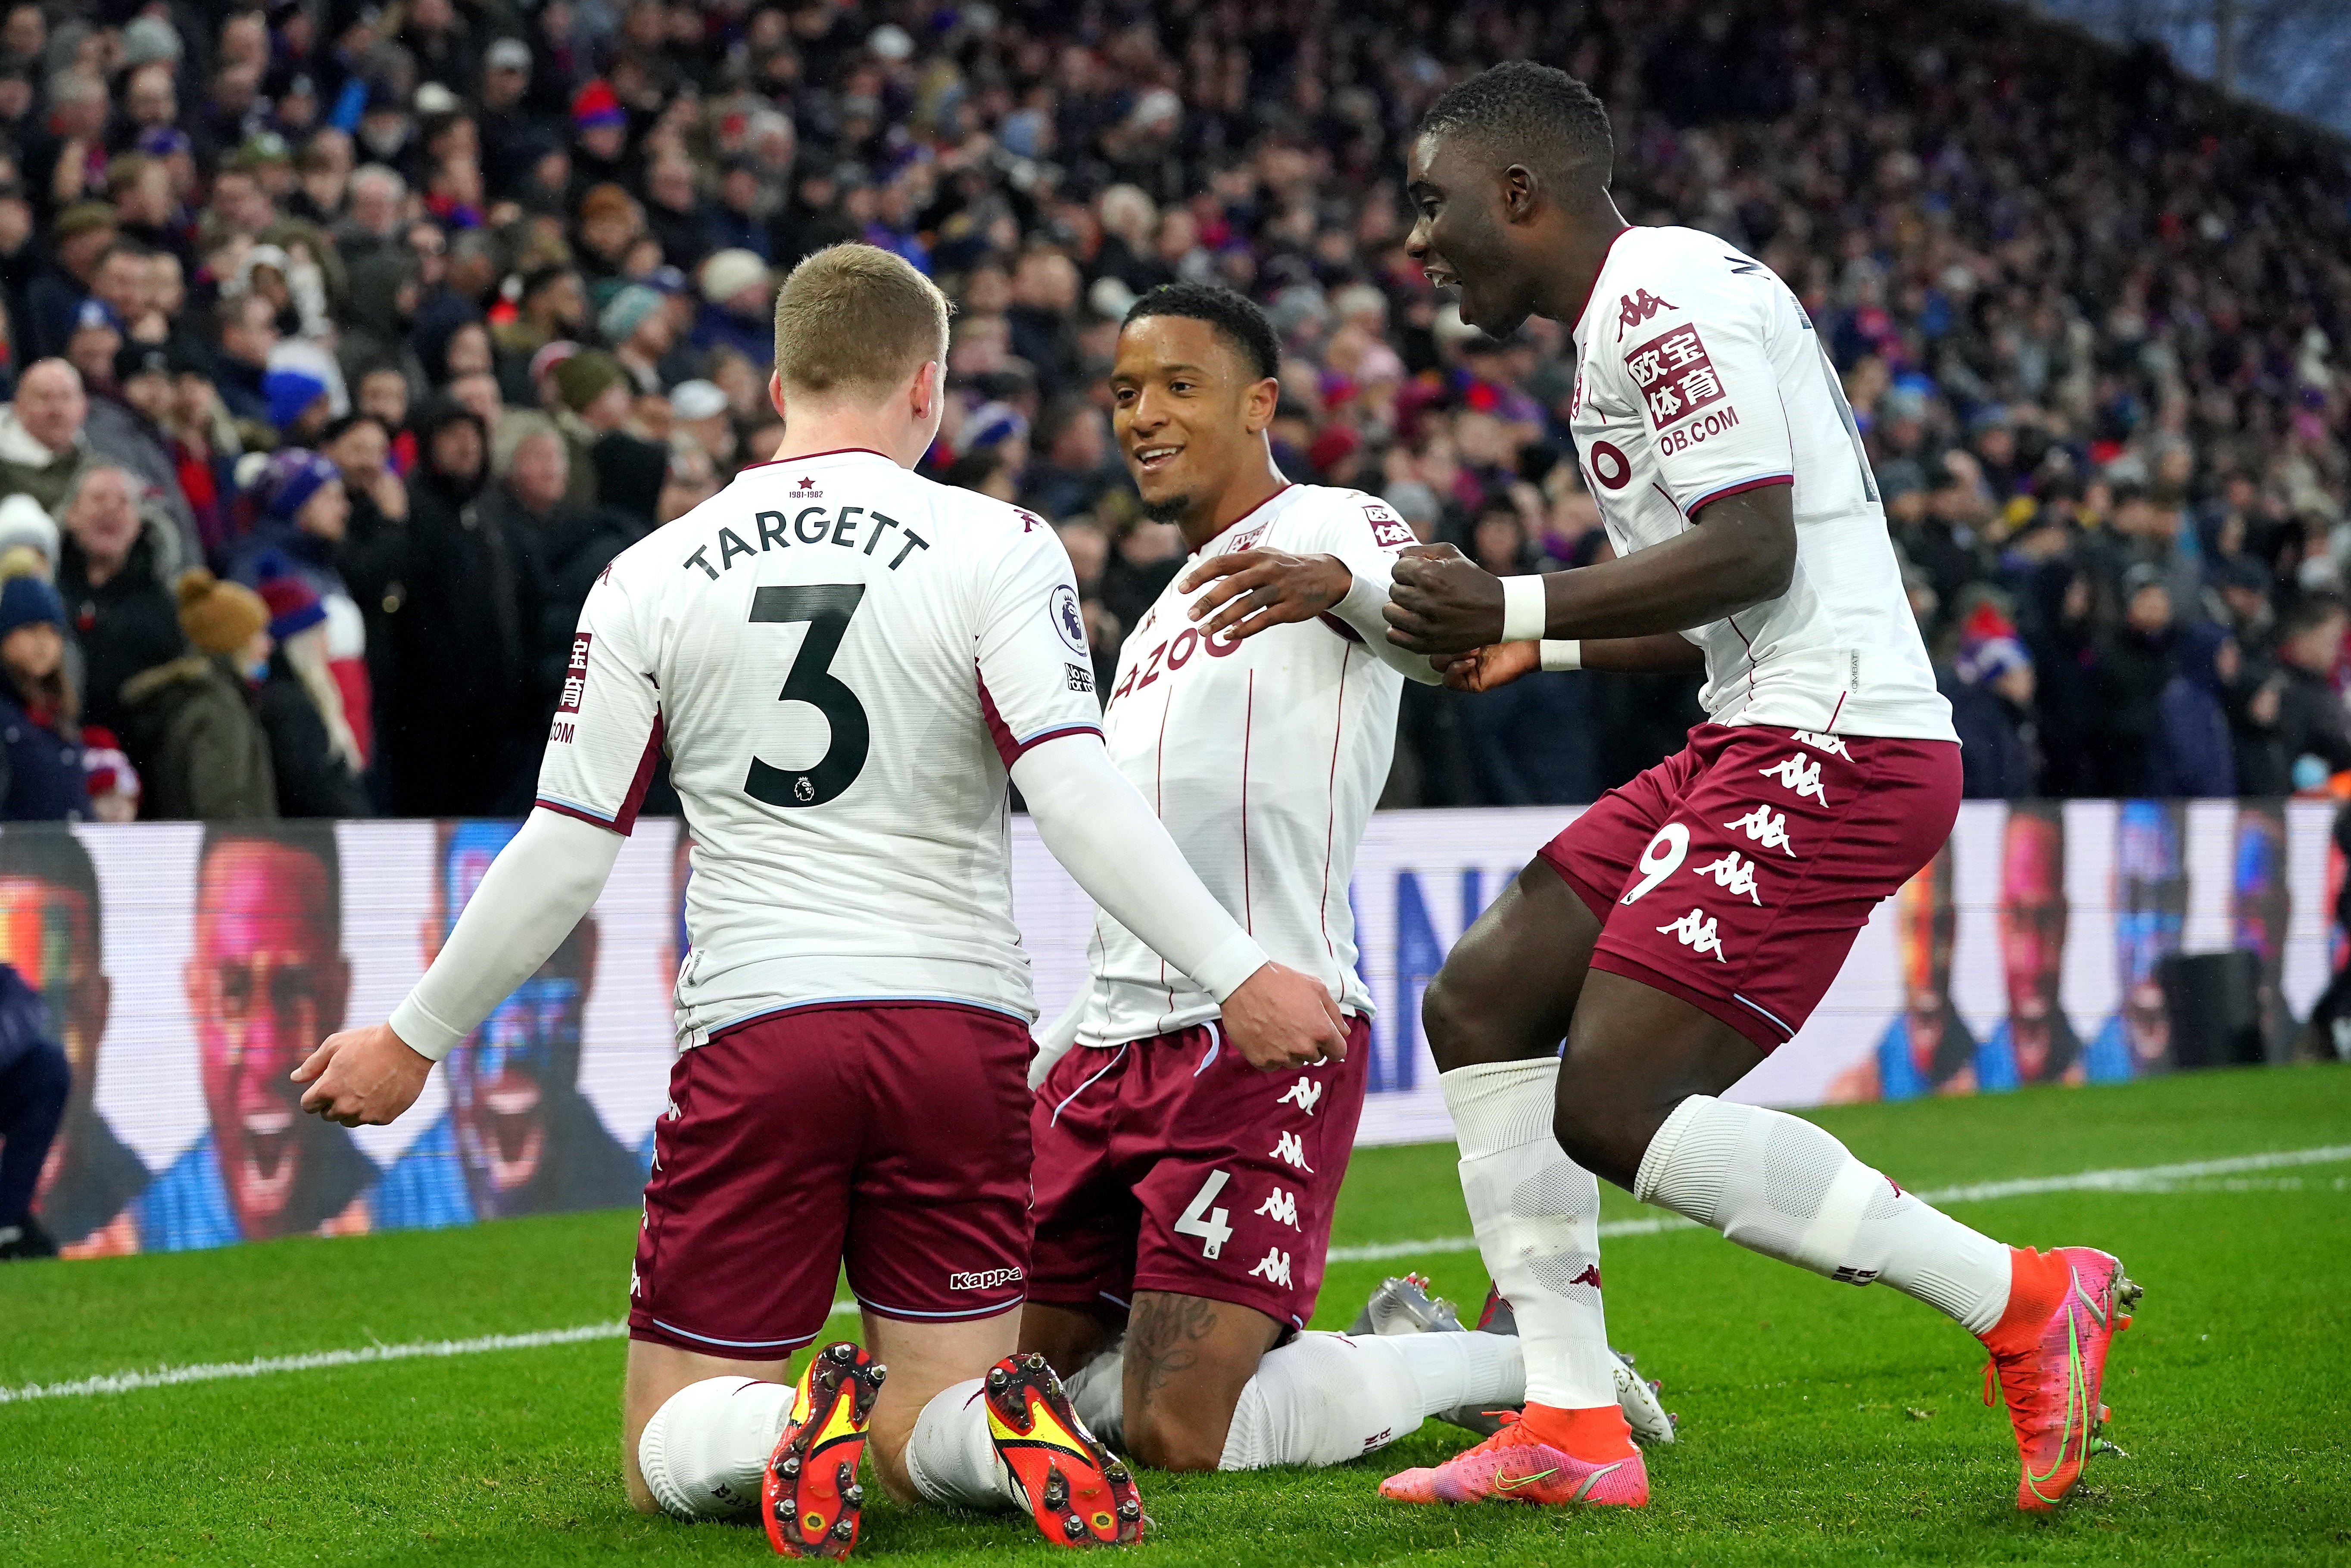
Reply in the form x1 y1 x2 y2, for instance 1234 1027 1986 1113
773 243 949 404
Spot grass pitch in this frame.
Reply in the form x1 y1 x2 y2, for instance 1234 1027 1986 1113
5 1064 2348 1566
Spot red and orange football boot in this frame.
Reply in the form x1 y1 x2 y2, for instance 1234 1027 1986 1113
1381 1407 1648 1507
981 1352 1144 1547
1980 1245 2141 1511
763 1341 886 1558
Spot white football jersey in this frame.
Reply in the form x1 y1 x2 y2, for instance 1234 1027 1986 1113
537 448 1104 1045
1568 226 1955 742
1072 484 1412 1047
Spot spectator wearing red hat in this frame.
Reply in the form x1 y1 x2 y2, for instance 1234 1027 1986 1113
570 80 631 192
77 725 139 822
252 572 368 818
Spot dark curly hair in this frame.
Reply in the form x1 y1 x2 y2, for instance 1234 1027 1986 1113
1418 60 1614 190
1122 283 1281 383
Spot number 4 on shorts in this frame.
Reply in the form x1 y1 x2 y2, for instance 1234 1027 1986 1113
1175 1170 1235 1260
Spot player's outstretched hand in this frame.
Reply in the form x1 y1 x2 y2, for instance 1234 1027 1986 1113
1180 549 1353 641
293 1023 433 1128
1439 640 1539 692
1219 961 1349 1072
1384 542 1506 656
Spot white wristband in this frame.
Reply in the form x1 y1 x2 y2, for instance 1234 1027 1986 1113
1500 575 1547 642
1539 639 1582 671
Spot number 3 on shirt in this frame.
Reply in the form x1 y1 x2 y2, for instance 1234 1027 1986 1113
744 584 870 809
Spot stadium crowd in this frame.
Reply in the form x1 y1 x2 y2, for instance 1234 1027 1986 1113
0 0 2335 821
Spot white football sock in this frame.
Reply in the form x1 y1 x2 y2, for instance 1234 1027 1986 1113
637 1375 789 1520
1062 1344 1126 1450
1216 1330 1522 1469
903 1380 1016 1512
1635 1095 2011 1335
1442 1058 1619 1409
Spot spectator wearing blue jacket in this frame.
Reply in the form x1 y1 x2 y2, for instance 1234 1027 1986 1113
0 961 69 1258
0 571 88 821
2148 621 2239 799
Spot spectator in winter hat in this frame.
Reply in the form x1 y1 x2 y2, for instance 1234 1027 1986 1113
251 572 366 818
0 495 58 577
668 380 736 471
571 79 628 180
600 284 673 395
0 568 88 821
2148 620 2238 800
691 249 775 366
263 366 332 441
78 725 139 822
229 448 371 762
64 299 122 391
117 570 277 821
1945 598 2037 800
25 203 116 361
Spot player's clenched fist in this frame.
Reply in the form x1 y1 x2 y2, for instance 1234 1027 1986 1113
293 1023 433 1127
1218 960 1350 1071
1384 542 1506 656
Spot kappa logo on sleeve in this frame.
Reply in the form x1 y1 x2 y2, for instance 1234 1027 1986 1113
558 634 591 713
1625 323 1729 429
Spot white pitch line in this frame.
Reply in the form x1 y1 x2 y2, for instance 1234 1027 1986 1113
6 1143 2345 1406
1323 1142 2351 1263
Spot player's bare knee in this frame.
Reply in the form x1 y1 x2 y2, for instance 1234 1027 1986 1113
1124 1405 1225 1473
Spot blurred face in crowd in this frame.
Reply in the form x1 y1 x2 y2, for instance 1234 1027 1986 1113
94 251 144 319
349 172 401 238
65 324 118 391
221 296 278 369
444 323 493 378
324 417 388 481
1110 313 1278 528
121 366 172 426
2124 582 2172 637
126 63 175 128
65 467 138 568
4 619 60 684
430 418 485 483
449 373 502 430
297 477 349 542
1471 505 1525 574
358 368 409 429
1998 811 2067 1081
1057 520 1108 591
16 361 85 451
188 837 351 1239
146 252 184 315
529 272 587 333
509 431 568 512
2282 610 2346 675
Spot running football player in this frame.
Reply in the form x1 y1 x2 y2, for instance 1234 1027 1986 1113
291 245 1348 1556
1020 284 1669 1477
1198 64 2137 1513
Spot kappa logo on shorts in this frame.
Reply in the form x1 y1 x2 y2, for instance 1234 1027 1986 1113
1691 850 1765 905
948 1266 1026 1292
1656 906 1728 962
1270 1130 1315 1172
1247 1248 1294 1288
1277 1076 1324 1115
1255 1185 1301 1230
1790 730 1851 759
1758 753 1829 804
1723 803 1799 857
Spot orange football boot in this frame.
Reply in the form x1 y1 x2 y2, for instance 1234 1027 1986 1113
1981 1245 2141 1511
1381 1409 1648 1507
982 1352 1144 1547
763 1341 886 1558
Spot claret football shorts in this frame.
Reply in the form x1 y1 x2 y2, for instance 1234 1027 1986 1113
1540 723 1961 1052
1027 1013 1370 1331
628 1002 1034 1357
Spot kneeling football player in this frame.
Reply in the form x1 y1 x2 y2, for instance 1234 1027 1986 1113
1020 285 1671 1476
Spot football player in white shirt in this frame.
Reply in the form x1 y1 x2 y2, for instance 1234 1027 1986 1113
1017 284 1572 1480
289 245 1352 1556
1213 65 2134 1515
